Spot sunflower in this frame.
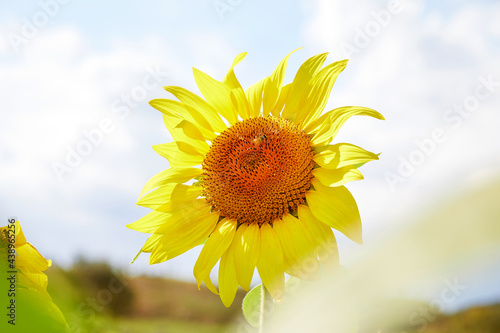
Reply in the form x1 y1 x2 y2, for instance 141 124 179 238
0 221 68 331
128 50 384 307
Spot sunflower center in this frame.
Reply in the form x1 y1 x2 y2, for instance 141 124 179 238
201 117 315 225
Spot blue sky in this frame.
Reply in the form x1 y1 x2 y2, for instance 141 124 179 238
1 0 499 312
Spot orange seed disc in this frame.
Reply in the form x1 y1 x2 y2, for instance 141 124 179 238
201 117 315 225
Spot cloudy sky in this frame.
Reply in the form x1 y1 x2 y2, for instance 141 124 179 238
1 0 499 311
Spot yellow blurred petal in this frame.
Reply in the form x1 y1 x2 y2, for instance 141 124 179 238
0 220 27 246
298 205 339 266
193 218 237 286
219 244 239 307
16 243 51 272
274 214 319 279
294 59 349 129
149 98 216 141
149 211 219 264
152 141 204 167
15 221 27 245
17 269 50 295
313 143 379 170
245 77 267 118
282 52 329 120
193 68 238 125
262 48 301 115
310 106 385 146
306 179 363 244
256 223 285 301
312 166 364 187
234 223 260 291
164 86 227 133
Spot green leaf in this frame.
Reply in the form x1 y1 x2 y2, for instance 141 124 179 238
242 284 262 327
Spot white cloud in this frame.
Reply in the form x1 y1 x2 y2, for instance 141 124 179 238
0 26 192 266
301 0 500 249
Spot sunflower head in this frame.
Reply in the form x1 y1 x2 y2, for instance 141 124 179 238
128 49 384 307
201 116 315 226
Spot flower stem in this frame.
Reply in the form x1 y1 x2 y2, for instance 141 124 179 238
259 285 273 333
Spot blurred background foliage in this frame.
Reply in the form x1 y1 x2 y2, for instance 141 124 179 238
46 260 246 333
45 260 500 333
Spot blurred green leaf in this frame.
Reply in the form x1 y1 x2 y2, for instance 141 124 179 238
242 284 261 327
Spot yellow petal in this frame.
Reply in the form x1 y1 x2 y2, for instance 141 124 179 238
164 86 227 133
262 48 301 116
203 275 219 295
234 223 260 291
142 234 162 253
274 214 319 279
15 221 27 245
219 244 239 307
129 199 211 234
127 211 170 233
221 53 252 119
193 218 237 287
138 167 203 199
270 83 291 117
163 115 209 155
298 205 339 266
282 52 329 120
136 183 176 208
149 211 219 264
230 87 251 119
245 77 268 118
223 52 247 90
306 179 363 244
153 141 204 167
16 243 51 272
149 98 216 141
151 185 205 213
153 200 211 234
294 59 349 129
154 197 208 215
137 184 201 210
313 143 379 170
309 106 385 145
256 223 285 301
193 68 238 125
312 166 364 187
